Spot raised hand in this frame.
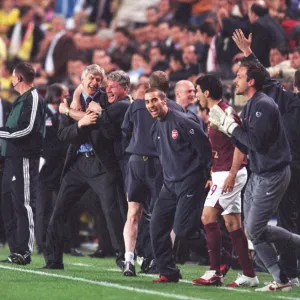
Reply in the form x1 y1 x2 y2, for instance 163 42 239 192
232 29 252 57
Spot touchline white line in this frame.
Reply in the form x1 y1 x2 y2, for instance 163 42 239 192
107 268 250 292
0 265 207 300
106 268 300 299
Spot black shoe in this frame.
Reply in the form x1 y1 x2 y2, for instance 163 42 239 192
147 260 159 274
10 253 31 265
0 255 13 263
140 257 151 273
116 253 125 271
123 262 136 276
140 258 159 274
88 249 106 258
41 262 64 270
70 248 84 257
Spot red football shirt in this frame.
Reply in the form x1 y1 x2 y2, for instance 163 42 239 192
208 100 247 172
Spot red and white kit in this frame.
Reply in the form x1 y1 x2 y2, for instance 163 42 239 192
205 100 247 214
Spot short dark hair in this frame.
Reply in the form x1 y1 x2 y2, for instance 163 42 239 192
19 5 33 18
144 87 166 100
170 53 184 68
195 75 223 100
45 83 66 104
14 62 35 83
240 60 267 91
149 71 169 93
270 45 289 57
115 27 131 38
150 45 167 57
198 21 216 37
295 69 300 90
250 3 269 17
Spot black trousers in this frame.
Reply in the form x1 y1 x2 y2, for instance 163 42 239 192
35 181 82 252
150 172 206 277
277 166 300 278
79 189 114 254
35 181 56 251
2 156 39 254
44 155 125 263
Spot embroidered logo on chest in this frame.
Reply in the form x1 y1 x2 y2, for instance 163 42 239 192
172 129 178 139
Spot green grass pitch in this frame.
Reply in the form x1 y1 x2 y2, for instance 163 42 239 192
0 247 299 300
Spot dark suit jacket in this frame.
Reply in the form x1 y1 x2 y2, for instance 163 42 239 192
215 15 250 79
43 33 77 82
58 92 123 179
40 106 67 186
7 23 44 60
250 15 288 67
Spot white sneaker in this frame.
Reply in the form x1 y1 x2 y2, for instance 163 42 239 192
290 278 300 287
255 281 292 292
227 273 259 287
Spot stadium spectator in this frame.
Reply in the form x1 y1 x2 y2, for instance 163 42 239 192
267 47 296 79
109 27 136 72
6 5 44 61
0 0 19 36
149 46 169 72
248 3 288 67
40 15 77 83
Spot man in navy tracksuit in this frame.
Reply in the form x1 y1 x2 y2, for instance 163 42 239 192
122 87 183 276
209 34 300 291
232 29 300 285
145 87 212 282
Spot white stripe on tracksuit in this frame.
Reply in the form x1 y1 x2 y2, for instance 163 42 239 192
0 89 38 139
23 158 34 252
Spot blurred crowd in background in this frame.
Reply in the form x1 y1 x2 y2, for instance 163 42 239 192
0 0 299 110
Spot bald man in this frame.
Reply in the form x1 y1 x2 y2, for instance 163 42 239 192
175 80 204 128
